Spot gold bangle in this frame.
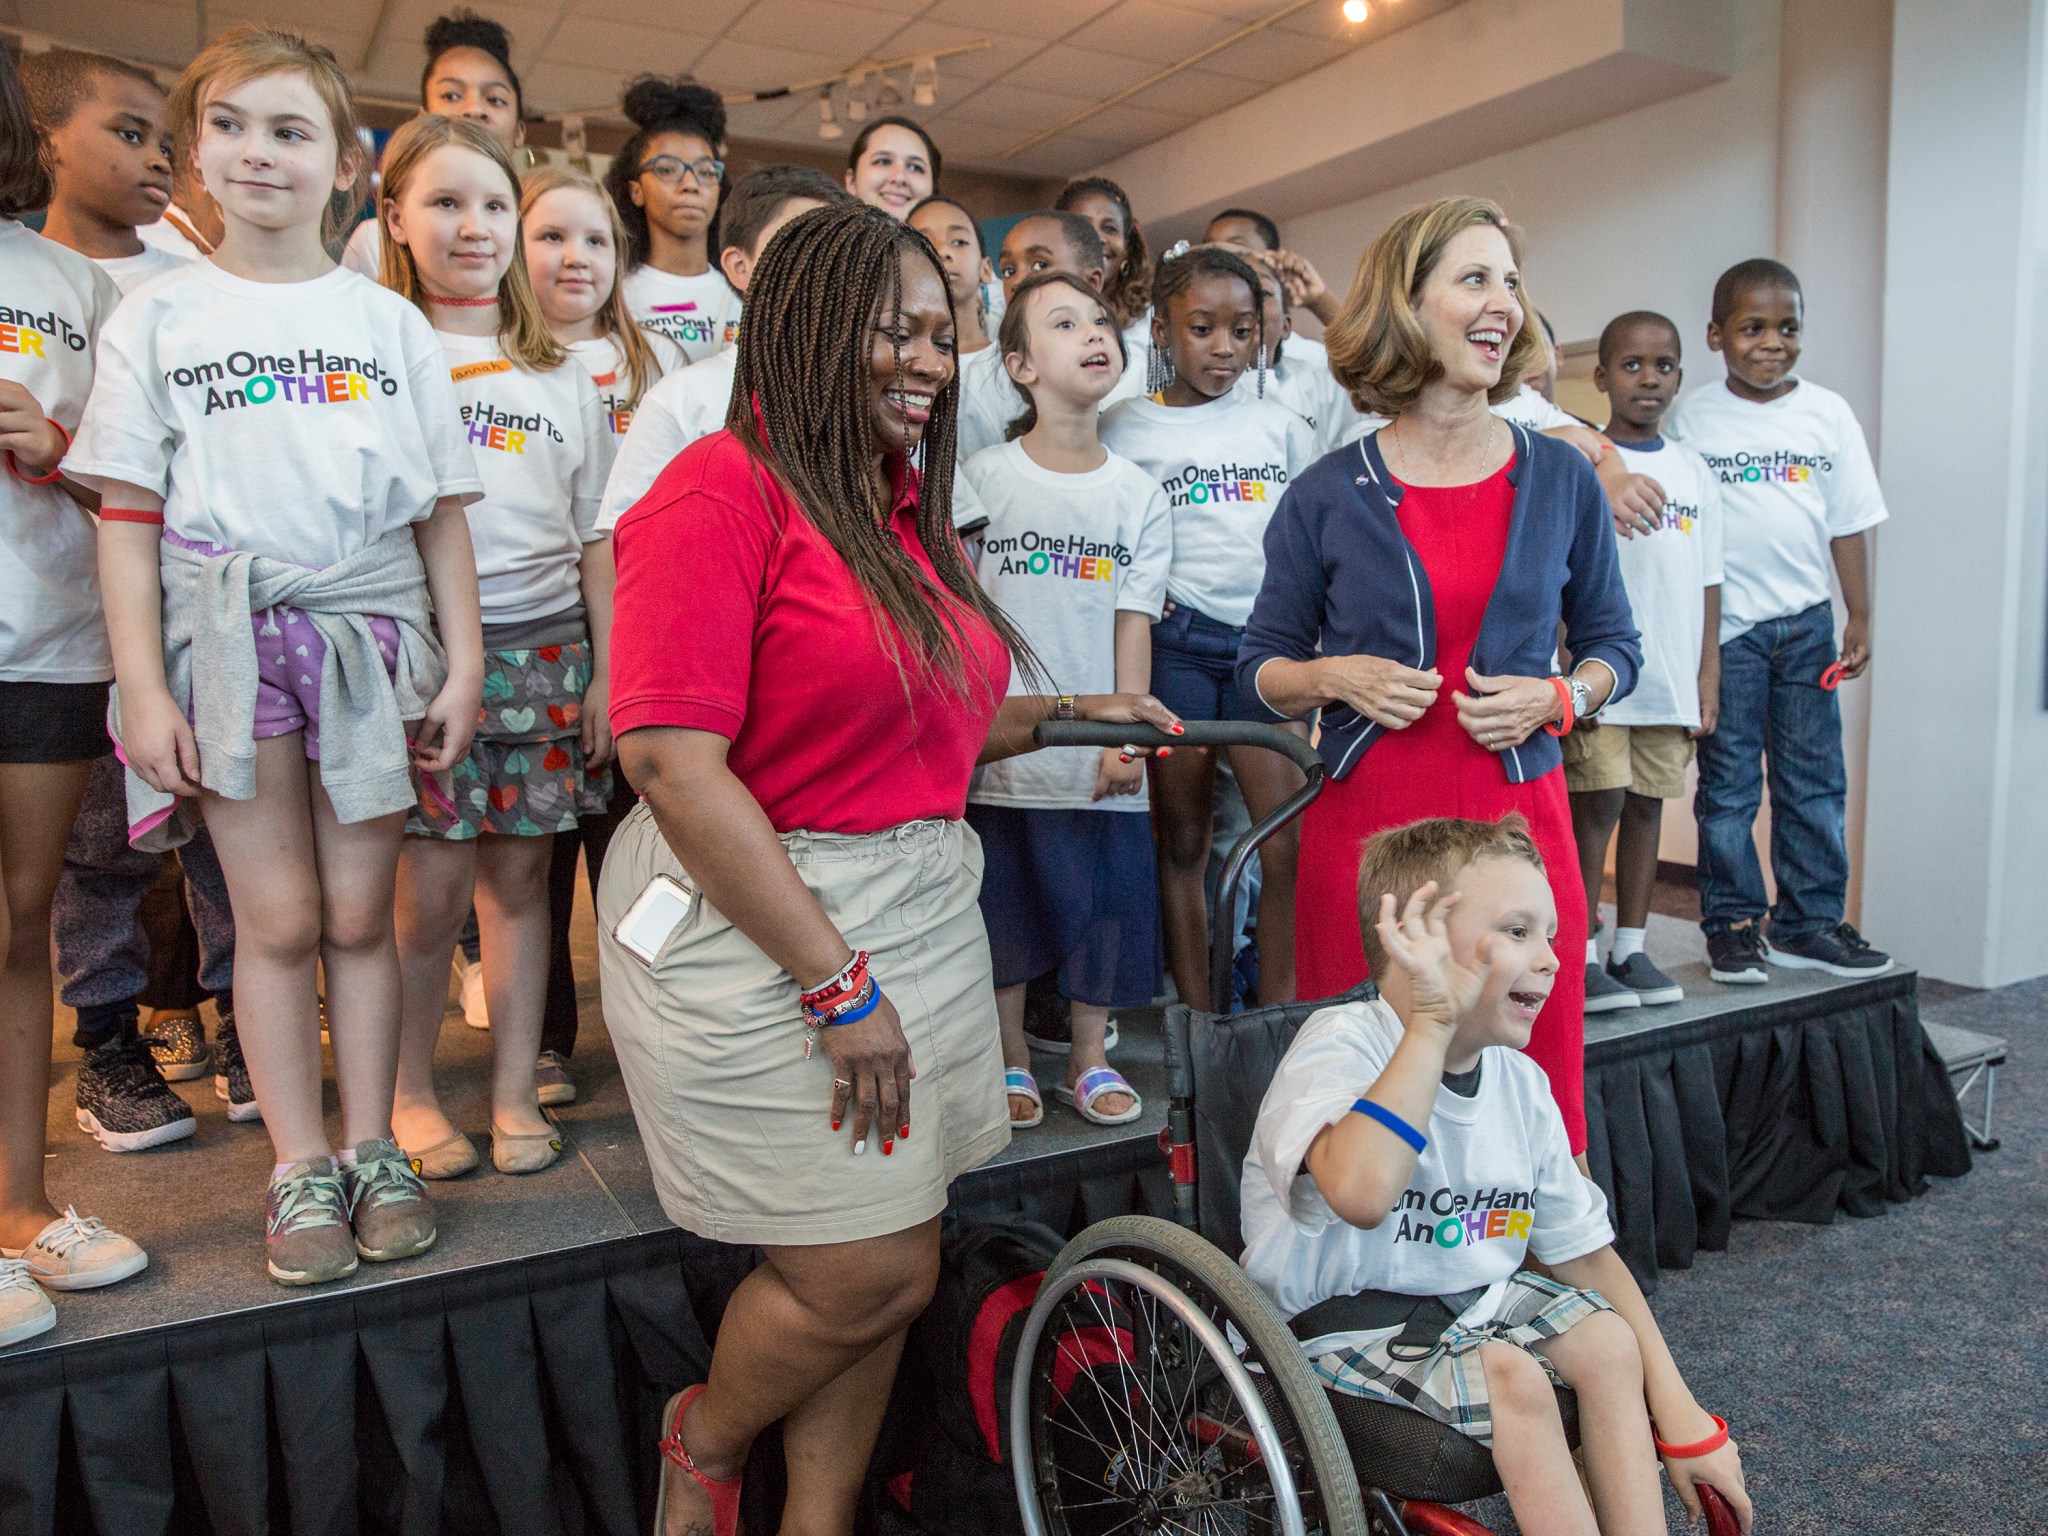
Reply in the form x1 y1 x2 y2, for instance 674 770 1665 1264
1053 694 1077 721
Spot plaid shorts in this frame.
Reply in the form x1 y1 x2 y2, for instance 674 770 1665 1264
1311 1273 1612 1447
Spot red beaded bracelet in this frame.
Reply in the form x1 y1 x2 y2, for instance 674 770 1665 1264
1652 1412 1729 1460
1542 675 1575 738
5 418 68 485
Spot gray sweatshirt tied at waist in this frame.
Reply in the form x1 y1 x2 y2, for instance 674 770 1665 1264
115 528 451 852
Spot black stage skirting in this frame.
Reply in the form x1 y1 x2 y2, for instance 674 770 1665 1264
0 973 1969 1536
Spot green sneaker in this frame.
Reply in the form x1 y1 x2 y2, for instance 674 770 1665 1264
343 1140 437 1263
265 1162 358 1286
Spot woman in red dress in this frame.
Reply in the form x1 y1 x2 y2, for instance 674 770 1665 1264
1238 197 1642 1153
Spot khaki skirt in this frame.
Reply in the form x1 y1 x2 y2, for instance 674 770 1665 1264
596 804 1010 1245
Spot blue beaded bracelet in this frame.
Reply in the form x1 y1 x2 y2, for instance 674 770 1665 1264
823 984 884 1028
1352 1098 1427 1154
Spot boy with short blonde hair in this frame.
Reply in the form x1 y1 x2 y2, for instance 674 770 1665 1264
1241 815 1751 1534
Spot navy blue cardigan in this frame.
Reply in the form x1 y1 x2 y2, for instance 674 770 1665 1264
1237 424 1641 783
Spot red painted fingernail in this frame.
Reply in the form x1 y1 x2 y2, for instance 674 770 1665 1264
899 1124 910 1139
831 1120 841 1131
1171 723 1185 734
882 1140 894 1155
1159 747 1173 758
1120 752 1133 762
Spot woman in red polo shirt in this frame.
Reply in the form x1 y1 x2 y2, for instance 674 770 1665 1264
597 202 1177 1536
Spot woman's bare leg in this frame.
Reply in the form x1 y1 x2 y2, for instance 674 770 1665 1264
657 1218 941 1536
0 761 92 1249
1151 745 1219 1009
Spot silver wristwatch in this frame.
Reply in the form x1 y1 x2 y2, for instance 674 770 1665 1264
1566 674 1595 722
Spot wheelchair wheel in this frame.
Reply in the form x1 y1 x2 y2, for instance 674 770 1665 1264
1011 1215 1368 1536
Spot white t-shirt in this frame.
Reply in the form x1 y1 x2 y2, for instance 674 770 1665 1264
1240 997 1613 1357
964 440 1171 811
567 330 686 442
1100 391 1316 627
955 343 1017 465
68 261 483 568
95 244 188 297
438 332 613 623
136 209 209 262
1665 378 1888 642
1236 333 1361 457
340 218 380 279
596 344 736 532
1 222 120 682
1598 438 1724 728
621 266 741 365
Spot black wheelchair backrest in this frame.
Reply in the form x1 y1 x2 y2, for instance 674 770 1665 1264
1165 981 1379 1258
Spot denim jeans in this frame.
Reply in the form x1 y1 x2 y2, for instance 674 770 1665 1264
1693 600 1849 940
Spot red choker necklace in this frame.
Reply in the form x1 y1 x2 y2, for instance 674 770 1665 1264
423 291 498 308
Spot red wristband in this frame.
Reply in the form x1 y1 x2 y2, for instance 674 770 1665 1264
1653 1412 1729 1460
4 419 68 484
1543 675 1574 738
100 506 166 524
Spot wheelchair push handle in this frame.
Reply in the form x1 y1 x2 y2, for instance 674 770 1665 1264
1031 719 1325 776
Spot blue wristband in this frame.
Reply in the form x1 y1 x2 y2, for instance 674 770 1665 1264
823 984 883 1027
1352 1098 1427 1154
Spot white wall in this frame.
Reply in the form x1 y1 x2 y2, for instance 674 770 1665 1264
1863 0 2048 986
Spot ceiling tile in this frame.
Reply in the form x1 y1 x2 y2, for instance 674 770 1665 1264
938 80 1096 132
1066 1 1240 65
691 36 857 93
1083 99 1189 145
999 44 1160 99
1003 133 1128 180
923 0 1120 44
571 0 753 28
1210 25 1345 84
523 59 650 113
874 22 1045 83
1124 65 1260 117
726 1 914 59
539 19 717 73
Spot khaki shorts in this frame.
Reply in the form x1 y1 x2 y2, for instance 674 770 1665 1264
1561 721 1694 799
596 805 1009 1246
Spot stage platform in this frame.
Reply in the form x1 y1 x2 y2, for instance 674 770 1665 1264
0 912 1973 1536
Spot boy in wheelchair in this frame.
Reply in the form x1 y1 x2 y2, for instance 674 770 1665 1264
1240 815 1752 1533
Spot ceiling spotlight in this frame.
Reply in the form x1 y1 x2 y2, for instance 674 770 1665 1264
1342 0 1369 22
877 73 904 110
817 90 844 140
845 68 869 122
912 55 937 107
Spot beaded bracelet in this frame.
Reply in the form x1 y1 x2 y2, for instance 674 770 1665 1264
801 980 884 1058
807 974 877 1024
1652 1413 1730 1460
800 950 870 1012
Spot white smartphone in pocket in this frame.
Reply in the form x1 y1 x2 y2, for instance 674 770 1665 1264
613 873 698 968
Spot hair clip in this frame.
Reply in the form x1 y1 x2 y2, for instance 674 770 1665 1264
1162 239 1192 261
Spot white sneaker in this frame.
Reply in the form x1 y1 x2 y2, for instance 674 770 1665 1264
455 956 489 1030
0 1258 56 1346
2 1206 148 1292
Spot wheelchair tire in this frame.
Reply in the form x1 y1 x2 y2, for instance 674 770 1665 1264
1012 1215 1368 1536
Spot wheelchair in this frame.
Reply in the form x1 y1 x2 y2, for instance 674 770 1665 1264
1008 722 1738 1536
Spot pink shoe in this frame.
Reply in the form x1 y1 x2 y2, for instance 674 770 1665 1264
655 1383 742 1536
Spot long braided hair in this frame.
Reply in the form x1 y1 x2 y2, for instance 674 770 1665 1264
728 201 1036 698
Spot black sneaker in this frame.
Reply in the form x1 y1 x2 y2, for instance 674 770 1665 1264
1582 961 1641 1013
213 1011 262 1123
1768 922 1893 978
74 1036 197 1152
1607 951 1684 1006
1707 924 1769 985
141 1006 210 1082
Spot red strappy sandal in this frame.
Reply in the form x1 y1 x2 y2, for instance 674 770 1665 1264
655 1383 743 1536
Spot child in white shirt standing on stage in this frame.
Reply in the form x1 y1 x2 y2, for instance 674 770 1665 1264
1667 259 1892 985
1057 177 1154 400
1241 815 1752 1534
965 272 1174 1129
909 194 1010 465
1102 243 1316 1012
596 165 845 530
607 76 739 366
520 161 676 1110
0 48 147 1344
70 27 485 1288
1568 312 1723 1014
376 114 614 1180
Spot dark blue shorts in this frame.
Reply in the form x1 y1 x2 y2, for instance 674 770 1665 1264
0 681 111 763
969 804 1161 1008
1151 603 1254 723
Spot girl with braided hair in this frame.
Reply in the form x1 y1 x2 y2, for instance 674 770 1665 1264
1102 242 1318 1013
596 200 1178 1536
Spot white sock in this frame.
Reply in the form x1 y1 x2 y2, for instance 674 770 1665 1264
272 1157 335 1181
1612 926 1647 963
335 1147 359 1168
1585 937 1600 965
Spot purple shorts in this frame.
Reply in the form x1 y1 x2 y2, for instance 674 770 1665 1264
250 607 401 759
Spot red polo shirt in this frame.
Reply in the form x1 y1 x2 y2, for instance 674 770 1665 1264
609 431 1010 834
